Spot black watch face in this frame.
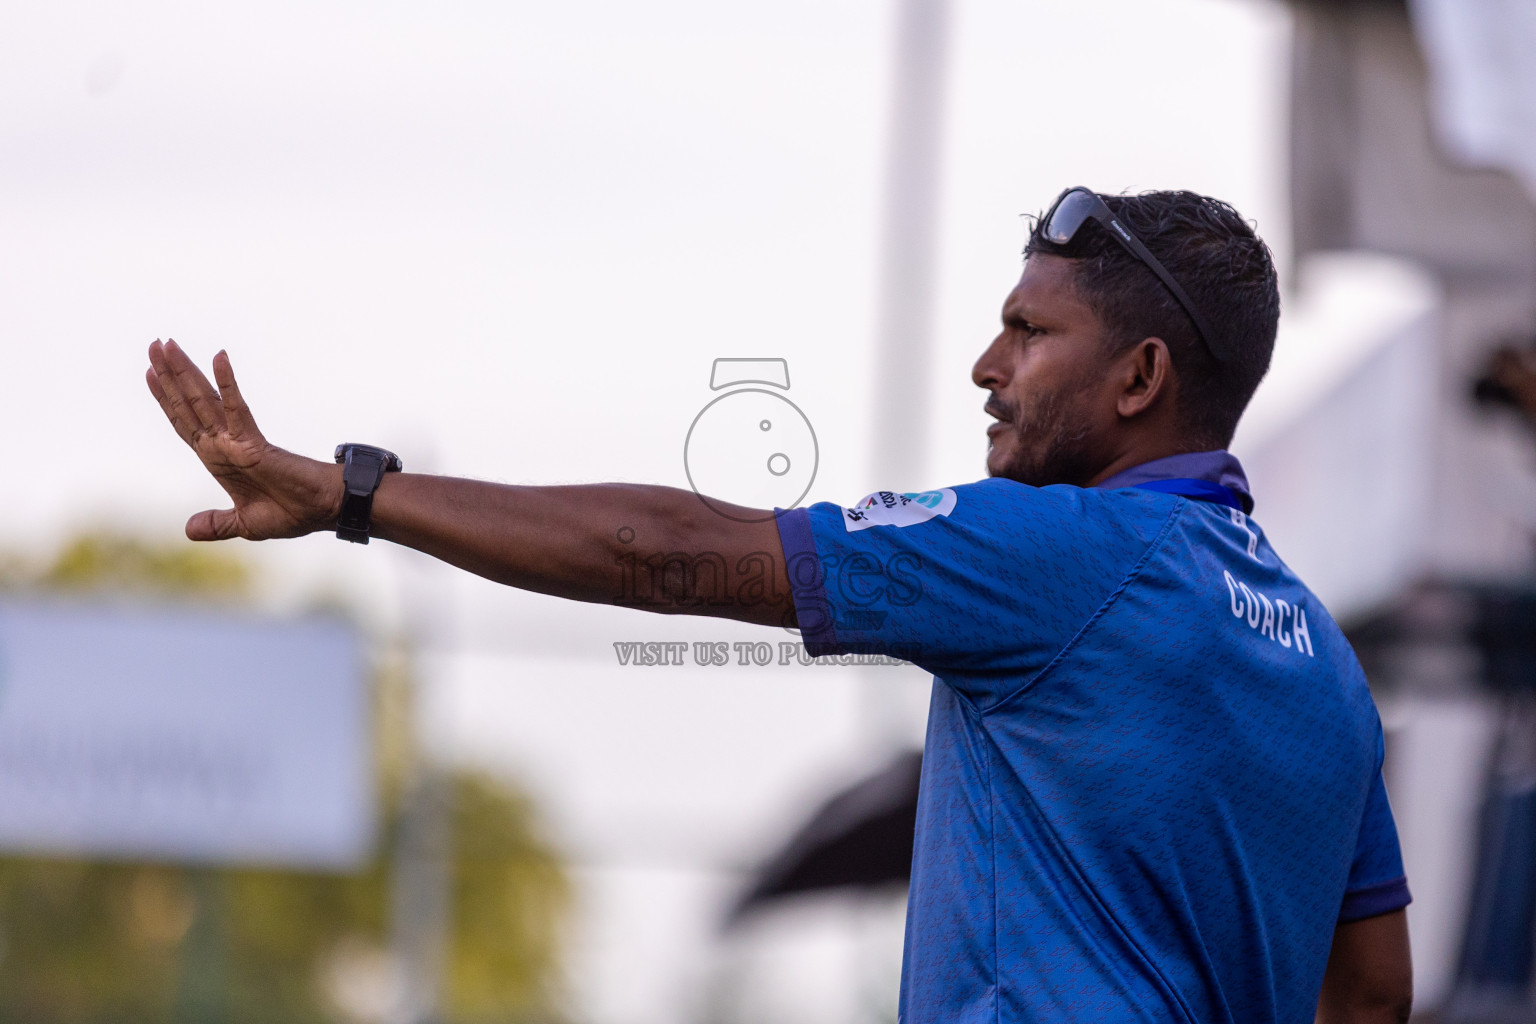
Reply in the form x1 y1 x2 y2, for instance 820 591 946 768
335 444 402 471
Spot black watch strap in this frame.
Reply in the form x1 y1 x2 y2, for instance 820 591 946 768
333 443 404 544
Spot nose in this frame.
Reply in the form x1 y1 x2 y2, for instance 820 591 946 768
972 331 1009 391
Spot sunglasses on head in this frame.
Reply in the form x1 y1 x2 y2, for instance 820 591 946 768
1039 187 1230 364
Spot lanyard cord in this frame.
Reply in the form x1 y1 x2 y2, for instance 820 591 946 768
1130 477 1244 511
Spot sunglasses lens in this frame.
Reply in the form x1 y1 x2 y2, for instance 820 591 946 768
1044 189 1096 245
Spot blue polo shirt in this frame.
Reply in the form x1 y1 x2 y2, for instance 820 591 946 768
775 452 1409 1024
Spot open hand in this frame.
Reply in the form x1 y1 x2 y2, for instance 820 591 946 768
146 340 342 541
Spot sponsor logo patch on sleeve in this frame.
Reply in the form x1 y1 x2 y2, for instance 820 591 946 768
841 489 957 532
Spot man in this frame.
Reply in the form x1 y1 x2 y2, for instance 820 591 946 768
146 187 1411 1023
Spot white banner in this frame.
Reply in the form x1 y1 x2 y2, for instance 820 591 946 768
0 600 372 869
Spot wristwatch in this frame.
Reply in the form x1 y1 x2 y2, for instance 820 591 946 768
333 443 404 544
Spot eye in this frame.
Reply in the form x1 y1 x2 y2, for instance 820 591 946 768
1000 315 1045 342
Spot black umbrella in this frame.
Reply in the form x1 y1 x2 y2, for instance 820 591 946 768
727 749 922 926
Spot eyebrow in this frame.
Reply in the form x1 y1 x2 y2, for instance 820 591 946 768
1002 304 1045 330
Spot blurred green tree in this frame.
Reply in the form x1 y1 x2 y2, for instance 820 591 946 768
0 532 570 1023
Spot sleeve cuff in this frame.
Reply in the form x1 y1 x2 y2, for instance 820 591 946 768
774 507 839 657
1339 876 1412 923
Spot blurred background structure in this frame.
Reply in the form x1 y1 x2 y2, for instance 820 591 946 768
0 536 568 1023
5 0 1536 1021
1244 1 1536 1020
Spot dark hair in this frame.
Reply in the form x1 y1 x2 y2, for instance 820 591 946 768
1024 189 1280 448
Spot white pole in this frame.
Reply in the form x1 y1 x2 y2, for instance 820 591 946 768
861 12 954 1009
388 442 455 1024
863 0 954 753
871 0 953 491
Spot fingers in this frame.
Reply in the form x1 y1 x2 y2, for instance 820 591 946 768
186 508 243 542
166 338 229 433
147 340 201 447
212 350 263 441
156 338 227 434
145 363 188 445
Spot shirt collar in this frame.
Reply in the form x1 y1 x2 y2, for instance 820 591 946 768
1093 450 1254 514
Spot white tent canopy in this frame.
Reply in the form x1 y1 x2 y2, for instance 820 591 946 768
1411 0 1536 203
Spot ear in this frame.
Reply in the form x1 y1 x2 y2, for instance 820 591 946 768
1113 337 1174 420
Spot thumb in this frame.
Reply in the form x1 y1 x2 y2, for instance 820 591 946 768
186 508 243 542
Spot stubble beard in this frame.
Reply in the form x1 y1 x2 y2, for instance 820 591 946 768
987 379 1102 489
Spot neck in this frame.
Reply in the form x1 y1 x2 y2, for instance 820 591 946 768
1082 441 1203 489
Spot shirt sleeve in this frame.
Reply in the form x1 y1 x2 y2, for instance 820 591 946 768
774 479 1162 686
1339 763 1412 923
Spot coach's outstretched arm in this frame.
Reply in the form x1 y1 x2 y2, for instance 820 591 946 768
145 340 795 628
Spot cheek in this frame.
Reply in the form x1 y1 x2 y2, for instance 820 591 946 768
1013 371 1103 440
1030 348 1106 407
1012 344 1076 395
1012 367 1070 419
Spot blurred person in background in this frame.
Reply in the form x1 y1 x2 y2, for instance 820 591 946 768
145 187 1412 1024
1476 342 1536 429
